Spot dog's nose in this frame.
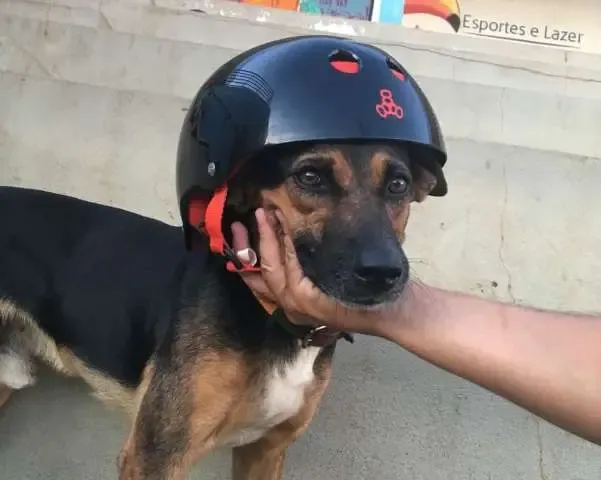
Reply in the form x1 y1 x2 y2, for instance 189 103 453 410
353 248 404 287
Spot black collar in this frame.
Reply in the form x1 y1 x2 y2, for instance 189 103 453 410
270 309 354 348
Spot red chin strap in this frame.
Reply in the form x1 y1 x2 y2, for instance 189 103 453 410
187 184 261 274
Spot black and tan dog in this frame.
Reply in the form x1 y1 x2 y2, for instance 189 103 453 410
0 141 438 479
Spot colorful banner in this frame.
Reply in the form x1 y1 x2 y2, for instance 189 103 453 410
238 0 461 31
234 0 595 53
299 0 375 21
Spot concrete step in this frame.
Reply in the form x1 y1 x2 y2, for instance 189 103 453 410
2 6 601 158
4 0 601 70
0 70 184 222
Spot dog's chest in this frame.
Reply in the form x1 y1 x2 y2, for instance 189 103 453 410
222 346 321 447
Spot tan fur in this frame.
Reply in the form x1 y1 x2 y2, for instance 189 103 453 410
118 349 332 480
188 352 253 455
118 352 246 479
260 147 356 241
328 149 355 188
119 351 253 479
0 299 71 375
0 298 137 414
369 151 390 187
388 201 411 243
118 361 157 477
261 185 331 241
249 146 435 248
231 359 332 480
387 165 439 242
59 348 137 414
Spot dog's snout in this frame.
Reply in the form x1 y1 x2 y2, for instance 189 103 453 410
353 247 405 287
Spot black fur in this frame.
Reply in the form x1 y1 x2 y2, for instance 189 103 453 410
0 186 311 389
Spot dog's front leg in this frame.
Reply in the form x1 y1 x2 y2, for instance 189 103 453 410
0 384 12 408
118 359 191 480
119 352 246 480
232 437 287 480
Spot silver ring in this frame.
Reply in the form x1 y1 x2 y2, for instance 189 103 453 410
235 248 258 267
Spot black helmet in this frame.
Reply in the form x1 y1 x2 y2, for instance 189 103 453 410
176 35 448 255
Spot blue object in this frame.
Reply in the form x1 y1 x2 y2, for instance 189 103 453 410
378 0 404 24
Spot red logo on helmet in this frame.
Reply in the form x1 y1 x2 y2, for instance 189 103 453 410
376 89 404 120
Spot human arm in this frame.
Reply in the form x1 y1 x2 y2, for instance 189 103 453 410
233 208 601 445
386 285 601 446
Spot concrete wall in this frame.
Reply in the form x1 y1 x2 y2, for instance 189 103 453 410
1 0 600 479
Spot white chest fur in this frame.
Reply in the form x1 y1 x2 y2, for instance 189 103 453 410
222 346 322 447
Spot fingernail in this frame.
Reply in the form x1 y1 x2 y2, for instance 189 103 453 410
236 248 258 266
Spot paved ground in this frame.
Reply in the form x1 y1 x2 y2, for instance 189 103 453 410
1 337 600 479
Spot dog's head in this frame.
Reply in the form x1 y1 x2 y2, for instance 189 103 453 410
227 142 438 308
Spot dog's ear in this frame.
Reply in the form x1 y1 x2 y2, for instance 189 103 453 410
412 165 438 203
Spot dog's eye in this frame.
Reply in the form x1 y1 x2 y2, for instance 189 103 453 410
387 177 409 196
295 168 323 188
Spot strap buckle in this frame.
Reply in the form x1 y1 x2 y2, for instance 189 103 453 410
301 325 328 348
301 325 355 348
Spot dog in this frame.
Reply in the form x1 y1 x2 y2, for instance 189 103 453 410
0 141 438 479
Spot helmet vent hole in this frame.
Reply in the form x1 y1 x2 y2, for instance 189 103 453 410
329 49 361 74
386 58 406 81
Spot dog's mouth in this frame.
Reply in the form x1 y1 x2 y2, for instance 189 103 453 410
309 269 409 312
343 294 399 309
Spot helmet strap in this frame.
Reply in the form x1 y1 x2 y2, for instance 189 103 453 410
189 184 262 274
188 185 278 314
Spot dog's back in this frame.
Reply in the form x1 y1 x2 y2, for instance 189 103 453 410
0 186 188 392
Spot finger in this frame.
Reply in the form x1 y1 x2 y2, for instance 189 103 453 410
231 223 275 302
255 208 287 295
231 222 258 265
231 222 250 251
237 273 277 302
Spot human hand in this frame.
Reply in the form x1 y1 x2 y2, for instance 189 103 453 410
231 208 407 337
